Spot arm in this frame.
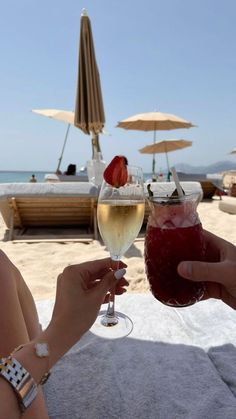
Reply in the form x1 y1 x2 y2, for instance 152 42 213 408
0 258 127 418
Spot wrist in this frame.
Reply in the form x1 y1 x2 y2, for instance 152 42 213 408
0 321 83 415
46 316 84 357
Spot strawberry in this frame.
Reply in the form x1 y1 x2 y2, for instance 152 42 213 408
103 156 128 187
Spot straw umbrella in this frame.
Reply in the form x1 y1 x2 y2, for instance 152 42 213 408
117 112 194 131
74 9 105 159
117 111 195 176
139 139 192 174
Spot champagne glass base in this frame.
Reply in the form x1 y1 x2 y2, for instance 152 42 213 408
90 310 133 339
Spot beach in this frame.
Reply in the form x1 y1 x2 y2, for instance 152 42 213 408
0 198 235 301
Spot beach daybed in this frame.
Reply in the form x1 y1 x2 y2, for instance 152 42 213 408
0 181 203 241
0 182 98 241
219 196 236 215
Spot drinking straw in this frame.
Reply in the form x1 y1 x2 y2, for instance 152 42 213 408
171 167 184 198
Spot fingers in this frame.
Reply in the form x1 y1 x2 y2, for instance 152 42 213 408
102 273 128 303
82 258 127 275
177 260 235 285
62 258 127 289
90 268 127 299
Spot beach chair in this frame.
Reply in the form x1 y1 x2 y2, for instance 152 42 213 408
222 170 236 192
199 180 226 200
0 183 98 241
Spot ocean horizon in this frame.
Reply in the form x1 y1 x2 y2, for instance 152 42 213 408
0 170 153 183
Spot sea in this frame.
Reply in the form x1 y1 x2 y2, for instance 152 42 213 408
0 170 153 183
0 171 48 183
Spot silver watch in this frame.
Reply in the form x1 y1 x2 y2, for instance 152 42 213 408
0 356 37 413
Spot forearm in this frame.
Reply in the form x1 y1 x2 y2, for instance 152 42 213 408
0 377 19 419
0 322 83 418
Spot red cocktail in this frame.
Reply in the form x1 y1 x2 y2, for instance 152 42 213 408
144 193 205 307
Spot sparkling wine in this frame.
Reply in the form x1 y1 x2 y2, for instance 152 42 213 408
97 201 145 259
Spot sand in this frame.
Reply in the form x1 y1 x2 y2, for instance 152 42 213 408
0 198 235 300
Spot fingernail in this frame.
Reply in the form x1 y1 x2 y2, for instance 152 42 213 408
179 262 192 278
114 268 126 280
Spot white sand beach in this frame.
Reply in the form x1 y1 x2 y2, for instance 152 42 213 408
0 198 235 301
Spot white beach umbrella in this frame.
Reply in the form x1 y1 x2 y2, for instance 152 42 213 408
32 109 75 124
117 111 195 176
32 108 76 172
139 139 192 173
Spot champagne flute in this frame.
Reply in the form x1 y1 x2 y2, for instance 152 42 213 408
91 166 145 339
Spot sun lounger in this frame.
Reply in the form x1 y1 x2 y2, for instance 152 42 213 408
0 182 98 241
222 170 236 191
176 172 225 200
0 181 203 241
200 180 223 199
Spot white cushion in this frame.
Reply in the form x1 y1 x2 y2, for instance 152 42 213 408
219 196 236 214
0 182 98 199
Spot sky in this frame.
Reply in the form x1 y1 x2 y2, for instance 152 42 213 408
0 0 236 173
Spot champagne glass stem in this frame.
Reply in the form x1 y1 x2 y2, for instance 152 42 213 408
106 292 115 317
106 260 119 317
101 260 119 326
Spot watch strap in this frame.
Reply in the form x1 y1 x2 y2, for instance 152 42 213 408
12 342 51 385
0 356 37 413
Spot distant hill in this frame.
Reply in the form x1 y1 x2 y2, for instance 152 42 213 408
175 160 236 174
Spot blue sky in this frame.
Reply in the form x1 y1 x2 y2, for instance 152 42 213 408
1 0 236 173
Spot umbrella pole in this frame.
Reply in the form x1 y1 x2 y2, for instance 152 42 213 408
92 133 103 160
152 129 156 180
152 155 156 178
56 124 71 173
165 151 170 173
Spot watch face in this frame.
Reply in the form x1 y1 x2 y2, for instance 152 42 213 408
35 343 49 358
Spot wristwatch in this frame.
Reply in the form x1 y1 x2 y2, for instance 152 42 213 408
13 342 51 385
0 341 50 414
0 356 37 413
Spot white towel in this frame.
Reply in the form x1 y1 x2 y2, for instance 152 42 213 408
37 294 236 419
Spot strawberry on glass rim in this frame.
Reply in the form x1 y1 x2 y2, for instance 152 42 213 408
103 156 128 188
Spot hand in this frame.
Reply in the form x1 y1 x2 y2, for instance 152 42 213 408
177 230 236 309
50 258 128 344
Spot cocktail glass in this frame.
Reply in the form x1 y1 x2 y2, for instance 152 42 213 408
145 192 205 307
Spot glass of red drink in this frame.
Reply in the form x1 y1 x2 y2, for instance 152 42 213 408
144 192 205 307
